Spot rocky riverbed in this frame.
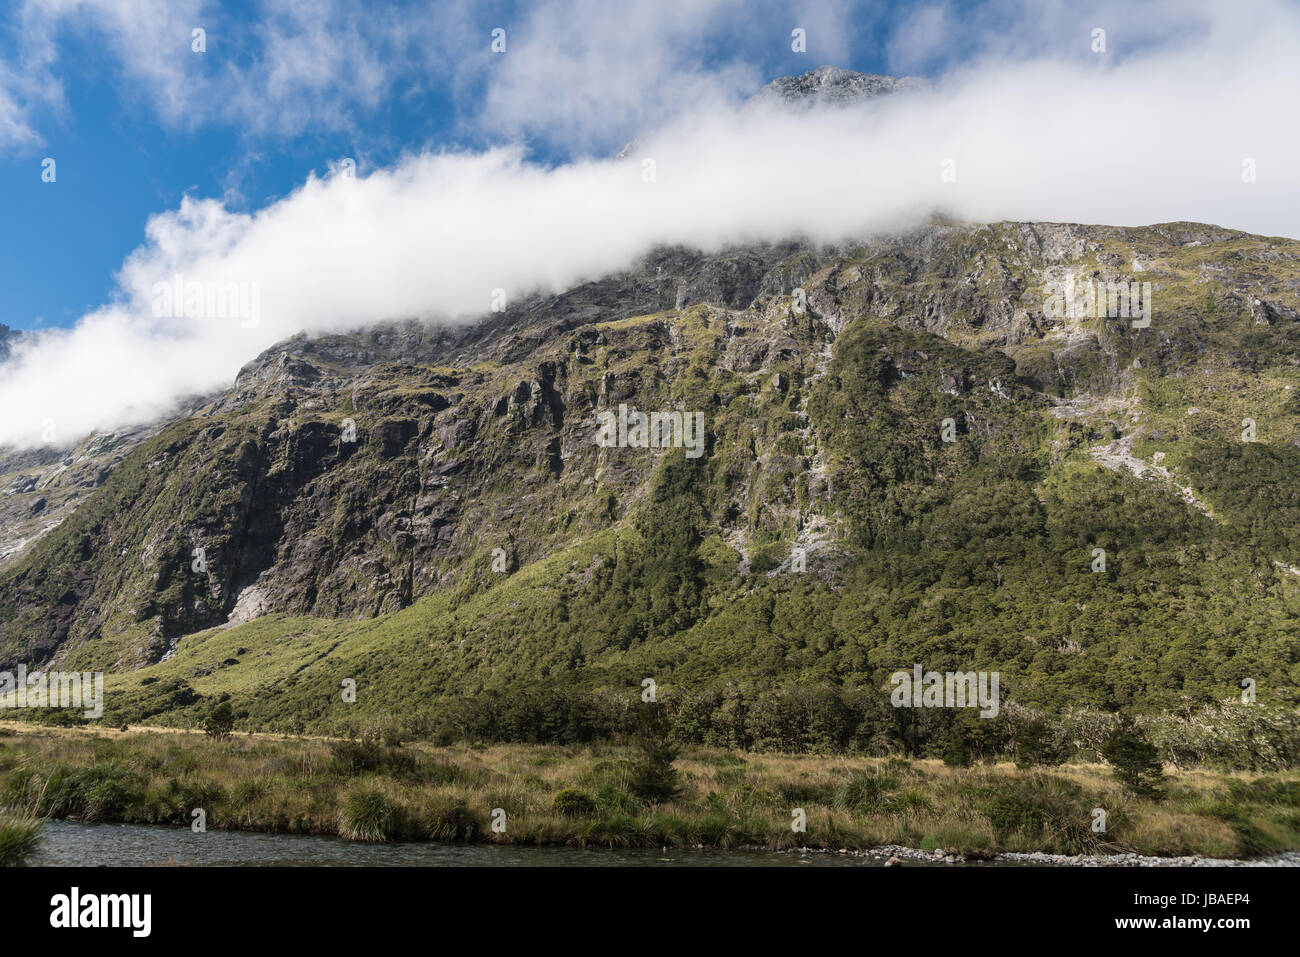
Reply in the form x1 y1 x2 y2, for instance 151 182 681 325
774 845 1300 867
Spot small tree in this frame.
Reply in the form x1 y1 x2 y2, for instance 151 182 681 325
940 723 973 768
1014 717 1067 770
628 702 680 804
1101 718 1164 799
203 701 235 740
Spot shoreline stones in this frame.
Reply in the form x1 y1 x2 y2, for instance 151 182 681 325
761 845 1300 867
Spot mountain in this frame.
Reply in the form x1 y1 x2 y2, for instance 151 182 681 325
753 65 923 105
1 72 1298 741
616 65 919 159
0 323 18 362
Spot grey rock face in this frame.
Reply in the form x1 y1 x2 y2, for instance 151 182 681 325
0 324 18 363
752 66 924 107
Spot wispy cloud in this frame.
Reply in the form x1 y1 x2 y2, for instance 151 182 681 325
473 0 765 152
9 0 207 136
0 0 475 146
0 71 37 150
0 0 864 153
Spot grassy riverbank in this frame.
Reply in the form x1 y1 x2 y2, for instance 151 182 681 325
2 724 1298 860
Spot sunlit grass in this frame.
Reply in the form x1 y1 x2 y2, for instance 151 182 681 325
1 724 1297 859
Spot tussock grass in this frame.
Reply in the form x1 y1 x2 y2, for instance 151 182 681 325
0 809 43 865
1 724 1297 858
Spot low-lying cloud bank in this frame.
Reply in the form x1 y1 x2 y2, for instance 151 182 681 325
4 13 1300 447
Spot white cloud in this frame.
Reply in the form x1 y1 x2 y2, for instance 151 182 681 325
213 0 429 137
475 0 765 151
0 0 861 153
0 73 38 150
10 0 206 130
0 0 473 146
2 0 1299 447
886 2 955 75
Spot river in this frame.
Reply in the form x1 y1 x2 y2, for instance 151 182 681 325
30 820 961 867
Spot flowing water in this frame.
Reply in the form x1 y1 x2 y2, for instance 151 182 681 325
30 820 961 867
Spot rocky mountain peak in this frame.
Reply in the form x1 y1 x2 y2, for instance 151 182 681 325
752 65 924 106
616 65 923 160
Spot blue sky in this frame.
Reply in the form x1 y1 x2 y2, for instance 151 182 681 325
0 0 456 330
0 0 922 332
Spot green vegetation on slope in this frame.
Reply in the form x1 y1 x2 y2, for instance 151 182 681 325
1 224 1298 752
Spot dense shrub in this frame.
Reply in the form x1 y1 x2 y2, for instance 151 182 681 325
552 788 597 817
983 794 1045 835
970 774 1096 852
328 735 416 778
44 763 145 821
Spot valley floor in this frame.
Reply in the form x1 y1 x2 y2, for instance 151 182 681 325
1 724 1297 862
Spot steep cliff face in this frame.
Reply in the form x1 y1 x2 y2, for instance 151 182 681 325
1 218 1298 724
0 241 826 669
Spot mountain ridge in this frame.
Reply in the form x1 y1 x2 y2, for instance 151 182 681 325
0 216 1296 736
